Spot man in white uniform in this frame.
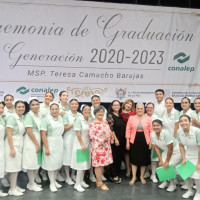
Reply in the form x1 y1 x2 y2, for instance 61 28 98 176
154 89 166 118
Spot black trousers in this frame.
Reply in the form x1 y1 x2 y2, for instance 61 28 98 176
109 144 124 178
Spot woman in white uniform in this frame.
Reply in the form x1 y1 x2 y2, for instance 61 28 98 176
192 98 200 128
179 97 199 190
59 91 69 116
56 91 70 182
151 119 182 192
38 92 54 182
180 97 198 120
41 103 64 192
3 94 15 121
39 92 54 118
22 98 42 192
177 115 200 200
162 97 179 137
5 100 26 196
2 94 15 188
0 102 8 197
63 99 81 185
71 105 92 192
144 102 159 183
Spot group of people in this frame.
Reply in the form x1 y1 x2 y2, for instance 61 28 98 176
0 89 200 200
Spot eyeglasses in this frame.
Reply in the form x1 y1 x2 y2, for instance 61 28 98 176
146 107 154 109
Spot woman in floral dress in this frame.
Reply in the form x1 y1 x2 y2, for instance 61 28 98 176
89 106 114 191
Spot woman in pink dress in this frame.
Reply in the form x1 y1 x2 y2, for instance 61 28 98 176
89 105 114 191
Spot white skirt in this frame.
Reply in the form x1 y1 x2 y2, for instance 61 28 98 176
42 136 63 171
5 140 23 173
162 147 182 168
63 130 76 166
0 140 5 178
22 132 41 170
187 158 200 179
71 137 91 170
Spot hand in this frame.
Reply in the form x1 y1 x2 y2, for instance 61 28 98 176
59 111 65 116
10 148 16 157
68 124 73 130
196 163 200 173
182 159 186 165
126 143 130 150
158 160 163 167
104 135 110 141
164 161 169 169
81 144 86 152
35 144 40 153
115 139 119 146
149 143 152 149
45 148 50 156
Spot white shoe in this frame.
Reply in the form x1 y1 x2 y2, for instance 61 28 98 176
193 193 200 200
50 184 57 192
159 181 168 189
8 189 23 196
167 185 177 192
150 175 158 183
56 172 65 182
1 178 10 187
27 182 42 189
71 175 76 182
65 178 74 185
182 190 194 199
74 184 85 192
102 175 107 181
193 185 197 189
40 170 48 181
81 181 89 188
181 184 188 190
0 190 8 197
16 186 25 193
90 175 96 183
35 183 42 188
55 181 62 188
144 172 150 178
28 185 43 192
35 174 42 184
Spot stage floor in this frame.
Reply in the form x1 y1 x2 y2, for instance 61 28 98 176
1 172 192 200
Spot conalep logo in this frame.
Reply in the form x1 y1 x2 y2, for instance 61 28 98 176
168 52 194 72
16 87 58 95
173 52 190 64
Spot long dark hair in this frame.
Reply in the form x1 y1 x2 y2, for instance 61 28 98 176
108 100 122 117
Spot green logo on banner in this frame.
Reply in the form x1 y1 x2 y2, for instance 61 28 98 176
173 52 190 63
16 87 30 95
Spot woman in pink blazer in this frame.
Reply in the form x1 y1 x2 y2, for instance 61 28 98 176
126 103 153 185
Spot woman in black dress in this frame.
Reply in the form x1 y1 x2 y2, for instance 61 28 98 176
107 100 126 183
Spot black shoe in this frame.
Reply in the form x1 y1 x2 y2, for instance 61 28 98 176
110 177 121 184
